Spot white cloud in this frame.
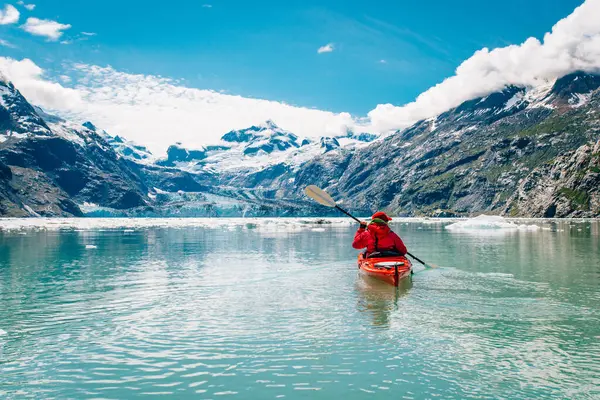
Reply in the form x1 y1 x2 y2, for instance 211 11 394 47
21 17 71 40
0 58 82 110
81 31 96 36
0 57 358 155
202 4 212 8
317 43 334 54
368 0 600 132
16 1 34 10
379 59 387 64
2 0 599 155
17 1 36 10
0 39 16 48
0 4 19 24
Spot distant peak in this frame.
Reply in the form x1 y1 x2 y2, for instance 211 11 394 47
261 119 279 129
320 136 340 152
82 121 97 132
551 71 600 97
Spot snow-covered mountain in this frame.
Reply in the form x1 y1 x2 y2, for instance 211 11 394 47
154 119 377 174
0 77 342 217
1 70 599 217
82 122 154 163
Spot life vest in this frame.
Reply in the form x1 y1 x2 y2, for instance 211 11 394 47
368 223 398 253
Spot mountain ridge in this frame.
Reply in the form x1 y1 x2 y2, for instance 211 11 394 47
0 71 599 217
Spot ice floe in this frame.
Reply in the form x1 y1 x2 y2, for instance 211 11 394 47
0 217 358 232
0 216 586 233
446 215 541 232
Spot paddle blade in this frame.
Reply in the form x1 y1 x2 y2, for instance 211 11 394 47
304 185 337 208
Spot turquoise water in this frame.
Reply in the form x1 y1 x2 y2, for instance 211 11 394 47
0 219 599 399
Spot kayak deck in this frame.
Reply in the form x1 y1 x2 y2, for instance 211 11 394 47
358 253 412 287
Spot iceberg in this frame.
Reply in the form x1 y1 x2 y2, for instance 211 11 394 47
446 215 540 232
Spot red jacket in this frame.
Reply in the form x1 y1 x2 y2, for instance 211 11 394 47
352 223 407 255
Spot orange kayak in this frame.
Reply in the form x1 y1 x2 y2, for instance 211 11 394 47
358 253 412 287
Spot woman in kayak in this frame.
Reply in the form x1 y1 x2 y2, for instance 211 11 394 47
352 211 408 257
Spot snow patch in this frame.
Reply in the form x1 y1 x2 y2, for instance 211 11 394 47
0 84 10 108
426 117 437 132
23 205 40 217
503 91 525 110
568 93 591 108
525 82 556 110
153 187 170 195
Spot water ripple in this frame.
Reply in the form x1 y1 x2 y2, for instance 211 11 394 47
1 223 599 399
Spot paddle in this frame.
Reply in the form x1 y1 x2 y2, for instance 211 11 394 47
304 185 438 269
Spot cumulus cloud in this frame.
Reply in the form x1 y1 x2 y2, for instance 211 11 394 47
317 43 334 54
16 1 34 10
0 58 82 110
0 4 19 24
368 0 600 132
21 17 71 40
0 57 357 154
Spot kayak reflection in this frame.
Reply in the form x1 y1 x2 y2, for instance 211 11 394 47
355 273 412 329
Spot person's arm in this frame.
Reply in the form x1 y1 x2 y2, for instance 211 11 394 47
352 222 369 249
392 232 408 255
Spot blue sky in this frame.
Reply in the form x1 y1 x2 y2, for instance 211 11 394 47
0 0 585 115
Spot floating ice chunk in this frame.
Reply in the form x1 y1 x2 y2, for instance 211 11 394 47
85 245 98 249
446 215 540 232
0 217 357 232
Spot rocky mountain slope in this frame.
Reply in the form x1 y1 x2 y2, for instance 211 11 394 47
0 79 150 216
290 72 600 217
0 71 599 217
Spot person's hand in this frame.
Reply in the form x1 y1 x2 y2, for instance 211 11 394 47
359 221 368 230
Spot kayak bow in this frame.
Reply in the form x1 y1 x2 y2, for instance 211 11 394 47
358 253 412 287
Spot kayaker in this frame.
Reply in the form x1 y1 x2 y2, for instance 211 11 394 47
352 212 407 257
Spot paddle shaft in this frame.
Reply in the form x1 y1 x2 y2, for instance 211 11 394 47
406 252 426 266
335 205 361 224
333 204 429 268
